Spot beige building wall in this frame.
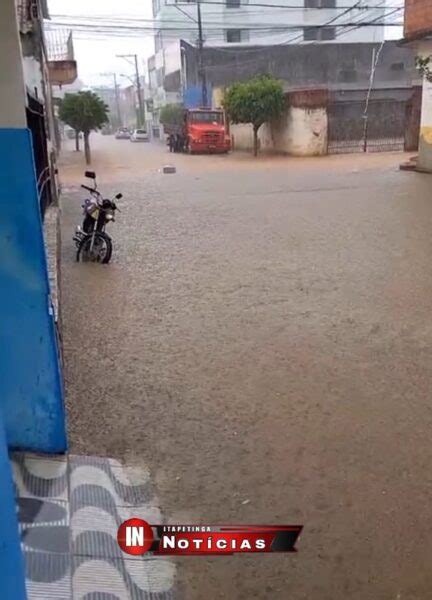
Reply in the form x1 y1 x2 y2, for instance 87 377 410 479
0 0 27 127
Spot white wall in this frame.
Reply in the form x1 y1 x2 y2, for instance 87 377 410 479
278 107 327 155
231 105 328 156
22 57 44 99
154 0 386 50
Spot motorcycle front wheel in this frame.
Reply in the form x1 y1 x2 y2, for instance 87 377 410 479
76 232 112 264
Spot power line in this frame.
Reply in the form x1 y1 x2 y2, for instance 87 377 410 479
277 0 362 45
168 0 397 8
49 3 401 16
200 8 402 67
47 19 402 33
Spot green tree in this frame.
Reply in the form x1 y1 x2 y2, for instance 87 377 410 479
223 76 285 156
159 103 184 128
59 91 109 164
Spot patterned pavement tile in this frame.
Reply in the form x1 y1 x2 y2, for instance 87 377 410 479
72 555 176 600
17 497 69 528
71 505 162 560
11 452 176 600
70 462 153 507
12 453 68 500
69 455 123 469
24 551 71 600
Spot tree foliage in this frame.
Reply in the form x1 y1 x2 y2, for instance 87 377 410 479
59 91 109 164
416 55 432 82
223 76 285 155
159 103 184 127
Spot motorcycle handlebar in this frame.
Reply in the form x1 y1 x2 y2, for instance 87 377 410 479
81 184 121 206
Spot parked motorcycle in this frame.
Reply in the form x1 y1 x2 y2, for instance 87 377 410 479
73 171 122 263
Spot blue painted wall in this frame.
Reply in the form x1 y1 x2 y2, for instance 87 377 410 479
0 411 27 599
184 85 213 109
0 129 67 452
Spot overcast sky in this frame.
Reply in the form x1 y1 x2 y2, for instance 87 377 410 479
47 0 403 87
48 0 154 86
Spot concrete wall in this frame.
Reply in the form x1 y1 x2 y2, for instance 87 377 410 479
415 41 432 172
275 107 327 156
230 89 327 156
184 41 419 93
231 123 268 151
404 0 432 39
0 0 67 452
0 0 26 127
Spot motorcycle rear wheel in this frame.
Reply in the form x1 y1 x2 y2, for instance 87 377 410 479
76 232 112 264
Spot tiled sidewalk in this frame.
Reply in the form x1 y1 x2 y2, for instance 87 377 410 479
11 453 176 600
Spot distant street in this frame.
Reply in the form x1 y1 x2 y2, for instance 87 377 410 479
60 134 432 599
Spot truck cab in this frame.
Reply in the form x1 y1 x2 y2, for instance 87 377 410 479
185 109 231 154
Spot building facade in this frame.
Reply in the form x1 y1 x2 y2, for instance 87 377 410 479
0 0 69 451
152 0 387 50
148 0 389 122
403 0 432 171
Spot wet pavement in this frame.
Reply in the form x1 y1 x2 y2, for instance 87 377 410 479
60 135 432 599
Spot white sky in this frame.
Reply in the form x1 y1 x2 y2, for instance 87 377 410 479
47 0 154 86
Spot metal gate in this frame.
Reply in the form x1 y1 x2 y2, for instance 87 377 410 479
327 98 407 154
26 93 52 218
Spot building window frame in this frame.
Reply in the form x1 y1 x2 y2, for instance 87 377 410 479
225 28 248 43
304 0 336 7
303 25 335 41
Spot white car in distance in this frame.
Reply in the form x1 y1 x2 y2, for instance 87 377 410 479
130 129 149 142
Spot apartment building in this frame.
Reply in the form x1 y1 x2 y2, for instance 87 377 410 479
152 0 387 50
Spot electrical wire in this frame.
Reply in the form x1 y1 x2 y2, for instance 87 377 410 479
46 18 402 33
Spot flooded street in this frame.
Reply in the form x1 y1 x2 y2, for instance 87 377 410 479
61 134 432 599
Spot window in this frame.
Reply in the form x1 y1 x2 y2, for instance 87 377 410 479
190 111 224 124
303 25 335 40
155 30 163 52
321 26 335 40
225 29 248 42
304 0 335 6
303 26 319 41
226 0 241 7
226 29 241 43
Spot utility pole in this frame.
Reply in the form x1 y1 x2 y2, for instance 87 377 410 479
113 73 122 126
171 3 208 106
362 40 384 153
197 0 208 107
117 54 145 128
101 72 122 127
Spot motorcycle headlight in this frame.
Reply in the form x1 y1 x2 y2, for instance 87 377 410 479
105 212 114 221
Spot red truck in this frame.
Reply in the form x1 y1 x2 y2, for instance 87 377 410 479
165 108 231 154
